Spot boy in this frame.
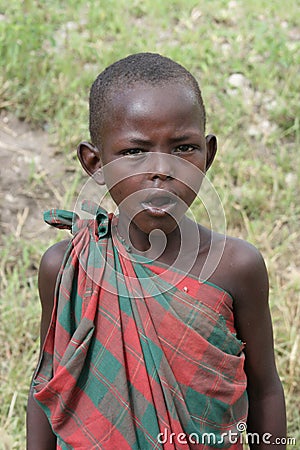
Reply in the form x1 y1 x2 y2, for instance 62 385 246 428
27 53 286 449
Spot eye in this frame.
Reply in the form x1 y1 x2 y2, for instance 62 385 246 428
122 148 145 156
173 144 197 154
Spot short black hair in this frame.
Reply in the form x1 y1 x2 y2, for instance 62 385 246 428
89 52 206 147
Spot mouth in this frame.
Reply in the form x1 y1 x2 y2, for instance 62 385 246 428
141 191 178 217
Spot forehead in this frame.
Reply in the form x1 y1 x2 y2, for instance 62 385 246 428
103 83 204 134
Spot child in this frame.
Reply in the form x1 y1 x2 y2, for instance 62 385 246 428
27 53 286 449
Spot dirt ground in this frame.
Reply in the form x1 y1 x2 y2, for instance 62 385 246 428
0 112 74 243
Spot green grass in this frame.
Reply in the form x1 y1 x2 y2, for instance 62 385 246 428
0 0 299 448
0 239 39 448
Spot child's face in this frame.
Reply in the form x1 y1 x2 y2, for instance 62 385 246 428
97 83 212 235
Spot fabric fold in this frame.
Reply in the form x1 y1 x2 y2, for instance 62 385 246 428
33 206 248 449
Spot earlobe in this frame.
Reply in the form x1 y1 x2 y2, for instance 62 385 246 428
205 134 217 171
77 141 105 185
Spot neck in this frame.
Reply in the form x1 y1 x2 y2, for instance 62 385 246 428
116 214 200 266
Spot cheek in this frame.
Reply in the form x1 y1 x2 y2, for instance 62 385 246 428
188 173 204 196
177 175 203 205
108 184 126 205
102 157 146 190
175 159 206 196
108 179 142 208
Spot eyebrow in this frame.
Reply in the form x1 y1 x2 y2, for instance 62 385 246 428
127 138 153 146
127 133 202 146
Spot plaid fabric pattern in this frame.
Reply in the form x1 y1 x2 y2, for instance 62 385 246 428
33 206 248 449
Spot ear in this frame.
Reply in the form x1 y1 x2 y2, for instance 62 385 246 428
205 134 217 171
77 141 105 185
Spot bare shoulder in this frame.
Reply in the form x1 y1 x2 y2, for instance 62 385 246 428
38 239 70 346
209 232 269 306
223 235 267 277
39 239 70 281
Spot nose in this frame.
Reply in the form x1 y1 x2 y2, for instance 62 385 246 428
148 152 174 181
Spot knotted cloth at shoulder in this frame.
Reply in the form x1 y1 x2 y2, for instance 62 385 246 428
44 201 110 238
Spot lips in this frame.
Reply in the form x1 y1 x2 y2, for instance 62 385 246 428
146 196 174 207
140 190 178 216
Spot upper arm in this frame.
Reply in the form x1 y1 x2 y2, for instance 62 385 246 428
38 239 70 350
229 241 281 395
26 240 70 449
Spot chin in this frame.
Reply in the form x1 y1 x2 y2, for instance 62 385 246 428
133 213 180 236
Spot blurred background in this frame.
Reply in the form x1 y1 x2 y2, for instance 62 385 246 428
0 1 299 448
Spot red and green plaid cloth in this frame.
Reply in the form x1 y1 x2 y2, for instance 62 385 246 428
33 205 248 449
